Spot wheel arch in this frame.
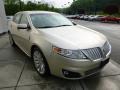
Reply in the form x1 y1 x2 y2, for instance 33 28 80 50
31 44 48 62
31 44 51 74
31 45 42 57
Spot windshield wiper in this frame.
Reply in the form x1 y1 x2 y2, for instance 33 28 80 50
37 25 72 28
37 26 57 28
55 25 72 27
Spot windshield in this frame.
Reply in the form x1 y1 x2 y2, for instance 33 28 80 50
30 13 73 28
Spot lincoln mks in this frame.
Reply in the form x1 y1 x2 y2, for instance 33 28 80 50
9 11 111 79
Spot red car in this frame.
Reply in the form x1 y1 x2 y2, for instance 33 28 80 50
116 18 120 22
100 16 119 23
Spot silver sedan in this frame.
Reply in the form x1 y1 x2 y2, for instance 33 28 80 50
9 11 111 79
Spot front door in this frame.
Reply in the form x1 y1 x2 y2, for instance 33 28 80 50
17 14 31 55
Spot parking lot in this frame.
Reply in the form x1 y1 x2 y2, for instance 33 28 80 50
0 20 120 90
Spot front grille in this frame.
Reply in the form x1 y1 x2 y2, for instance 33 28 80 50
81 42 110 60
82 47 103 60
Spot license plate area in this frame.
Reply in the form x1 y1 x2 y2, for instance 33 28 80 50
85 58 110 75
100 58 109 68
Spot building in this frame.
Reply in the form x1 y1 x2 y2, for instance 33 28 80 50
0 0 8 34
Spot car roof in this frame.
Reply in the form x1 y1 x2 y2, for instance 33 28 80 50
16 11 58 15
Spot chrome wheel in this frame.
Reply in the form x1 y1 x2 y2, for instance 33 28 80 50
33 50 46 74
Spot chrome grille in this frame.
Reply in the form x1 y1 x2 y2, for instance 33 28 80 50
81 42 110 60
82 47 103 60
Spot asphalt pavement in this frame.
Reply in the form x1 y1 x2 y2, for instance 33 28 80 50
0 21 120 90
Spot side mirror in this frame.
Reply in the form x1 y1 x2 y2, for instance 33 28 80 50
17 24 28 29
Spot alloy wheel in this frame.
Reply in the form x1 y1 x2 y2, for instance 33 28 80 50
33 50 46 74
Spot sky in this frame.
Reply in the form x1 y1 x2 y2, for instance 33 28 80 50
24 0 73 8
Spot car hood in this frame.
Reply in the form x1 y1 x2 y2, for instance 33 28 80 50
38 25 107 50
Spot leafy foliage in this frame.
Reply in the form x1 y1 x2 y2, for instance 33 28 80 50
63 0 120 15
103 5 119 15
4 0 60 15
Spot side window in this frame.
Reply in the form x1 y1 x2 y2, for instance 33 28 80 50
20 14 28 24
13 14 22 24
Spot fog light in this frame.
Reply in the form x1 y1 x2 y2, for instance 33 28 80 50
62 69 81 78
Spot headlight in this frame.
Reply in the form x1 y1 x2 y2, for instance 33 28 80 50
52 46 87 59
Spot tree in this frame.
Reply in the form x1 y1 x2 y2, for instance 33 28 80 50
4 0 60 15
104 5 119 15
63 0 120 15
4 0 20 5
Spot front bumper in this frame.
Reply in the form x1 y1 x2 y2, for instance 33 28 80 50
49 53 110 80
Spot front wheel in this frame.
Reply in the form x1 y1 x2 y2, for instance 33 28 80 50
32 47 50 76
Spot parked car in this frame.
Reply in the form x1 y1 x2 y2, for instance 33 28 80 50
94 15 105 21
6 16 13 21
9 11 111 79
100 16 119 23
87 15 105 21
80 15 85 20
88 15 95 21
72 15 80 19
116 18 120 23
66 15 75 19
6 16 13 30
66 15 80 19
83 15 89 20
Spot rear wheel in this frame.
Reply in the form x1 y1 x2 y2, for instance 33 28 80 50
32 47 50 76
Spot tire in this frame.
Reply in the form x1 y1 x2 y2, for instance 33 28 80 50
32 47 50 76
9 32 16 47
